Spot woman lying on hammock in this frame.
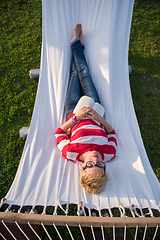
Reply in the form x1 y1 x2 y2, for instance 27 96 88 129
55 24 117 194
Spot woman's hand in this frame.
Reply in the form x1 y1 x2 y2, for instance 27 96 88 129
82 108 114 133
60 107 92 132
75 107 93 120
85 109 101 122
76 107 101 122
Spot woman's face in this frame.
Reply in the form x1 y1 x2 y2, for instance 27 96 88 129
81 151 105 176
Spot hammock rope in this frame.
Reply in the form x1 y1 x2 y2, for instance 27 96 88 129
28 221 41 240
15 221 30 240
0 211 159 240
1 220 16 240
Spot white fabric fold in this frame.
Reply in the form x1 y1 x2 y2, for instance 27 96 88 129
5 0 160 211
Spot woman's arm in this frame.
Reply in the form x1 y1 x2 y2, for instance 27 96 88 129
60 107 92 132
60 118 74 132
98 115 113 133
87 109 113 133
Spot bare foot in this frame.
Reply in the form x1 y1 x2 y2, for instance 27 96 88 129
71 23 82 43
79 30 83 44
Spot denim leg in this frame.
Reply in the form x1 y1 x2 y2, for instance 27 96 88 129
65 53 82 118
71 39 101 104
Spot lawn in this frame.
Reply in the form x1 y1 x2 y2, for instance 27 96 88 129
0 0 160 239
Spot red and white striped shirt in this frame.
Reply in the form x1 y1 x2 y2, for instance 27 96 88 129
55 113 117 164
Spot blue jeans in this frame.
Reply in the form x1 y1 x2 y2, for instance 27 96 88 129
65 39 100 118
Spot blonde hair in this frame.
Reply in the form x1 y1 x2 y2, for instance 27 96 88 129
79 170 108 194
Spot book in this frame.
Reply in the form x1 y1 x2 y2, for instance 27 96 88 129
73 96 105 124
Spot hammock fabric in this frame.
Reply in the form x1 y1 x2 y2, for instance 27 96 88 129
3 0 160 212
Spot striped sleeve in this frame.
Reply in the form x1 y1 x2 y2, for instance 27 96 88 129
106 130 117 160
55 128 70 158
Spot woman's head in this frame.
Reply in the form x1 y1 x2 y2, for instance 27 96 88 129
79 169 108 194
79 151 107 194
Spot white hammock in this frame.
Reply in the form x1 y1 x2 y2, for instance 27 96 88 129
1 0 160 214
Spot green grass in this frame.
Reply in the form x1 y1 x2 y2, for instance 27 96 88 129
0 0 160 239
0 0 42 194
129 0 160 174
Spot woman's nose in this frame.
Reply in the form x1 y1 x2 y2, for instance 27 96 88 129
92 157 98 163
